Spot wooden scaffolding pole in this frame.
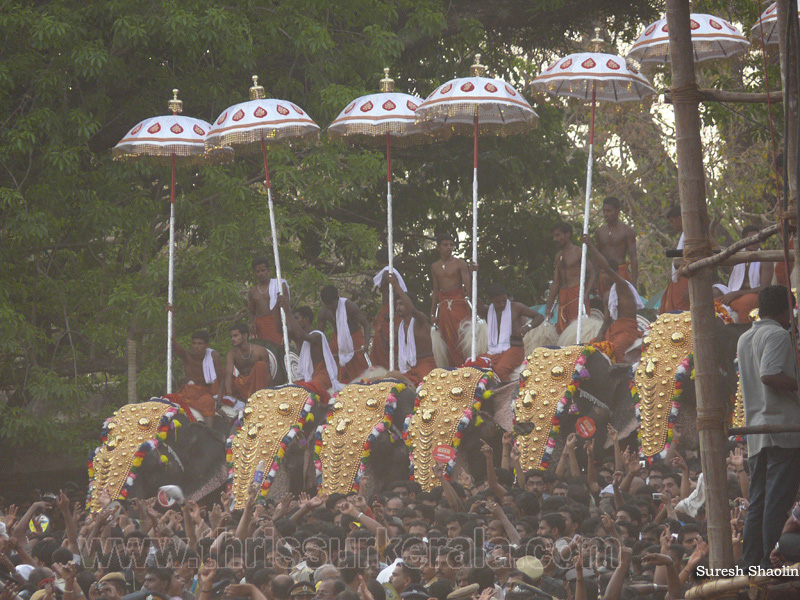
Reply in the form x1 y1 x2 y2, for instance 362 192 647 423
665 0 734 569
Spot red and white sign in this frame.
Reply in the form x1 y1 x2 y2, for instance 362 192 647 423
432 444 457 463
576 417 596 438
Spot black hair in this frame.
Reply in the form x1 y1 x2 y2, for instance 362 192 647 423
486 282 507 298
435 230 454 244
321 285 339 305
759 285 794 318
191 330 210 343
229 322 249 336
294 306 314 323
603 196 621 210
538 513 566 536
553 221 572 236
252 256 270 270
145 566 173 583
31 540 59 566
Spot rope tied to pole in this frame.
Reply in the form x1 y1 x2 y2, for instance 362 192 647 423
669 82 704 105
681 237 714 276
696 409 727 432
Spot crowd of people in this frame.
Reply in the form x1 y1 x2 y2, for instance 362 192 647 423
0 427 777 600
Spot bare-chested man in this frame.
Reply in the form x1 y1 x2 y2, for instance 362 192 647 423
219 323 272 406
318 285 372 384
718 224 775 322
248 256 290 347
430 231 471 367
477 283 544 382
388 274 436 386
595 197 638 291
171 331 223 425
545 222 596 334
370 248 406 370
279 297 341 403
583 236 643 362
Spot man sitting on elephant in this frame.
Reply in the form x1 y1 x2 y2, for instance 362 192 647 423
171 330 223 425
219 323 272 408
388 274 436 386
476 282 543 381
583 235 643 362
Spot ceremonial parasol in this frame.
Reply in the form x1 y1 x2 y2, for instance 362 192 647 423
415 54 538 361
206 77 320 381
114 90 223 393
533 39 655 342
627 13 749 63
328 69 428 371
751 3 800 45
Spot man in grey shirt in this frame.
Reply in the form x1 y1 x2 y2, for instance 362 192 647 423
738 285 800 568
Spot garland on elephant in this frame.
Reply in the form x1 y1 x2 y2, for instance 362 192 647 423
87 398 184 509
403 368 495 482
313 381 405 492
633 353 694 464
225 389 318 499
512 345 598 472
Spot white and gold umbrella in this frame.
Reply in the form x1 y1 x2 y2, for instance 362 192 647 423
533 50 655 341
206 77 320 381
328 69 428 371
416 55 538 361
114 90 228 393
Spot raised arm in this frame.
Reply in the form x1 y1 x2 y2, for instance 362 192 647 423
460 260 472 299
581 235 627 288
390 275 428 324
544 258 561 319
347 299 372 348
317 305 331 334
221 351 234 404
171 337 189 361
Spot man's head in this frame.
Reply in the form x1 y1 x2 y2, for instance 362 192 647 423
320 285 340 313
679 525 703 552
229 323 249 347
552 481 568 498
376 247 389 267
435 548 461 583
602 197 621 224
666 206 682 233
385 496 404 517
742 224 760 251
524 471 545 499
446 515 465 539
253 257 271 283
389 563 421 595
436 231 455 259
536 513 565 540
759 285 795 328
294 306 314 332
303 538 328 568
272 575 295 600
486 283 508 312
552 222 572 248
662 473 681 498
191 330 210 355
143 567 172 594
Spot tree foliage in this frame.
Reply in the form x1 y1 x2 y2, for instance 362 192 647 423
7 0 772 465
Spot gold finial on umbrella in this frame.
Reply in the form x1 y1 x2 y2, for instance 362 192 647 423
470 53 486 77
380 68 394 93
249 75 266 100
168 89 183 115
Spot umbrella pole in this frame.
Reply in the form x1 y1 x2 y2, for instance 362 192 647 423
386 131 395 372
261 139 293 383
471 111 479 361
576 84 596 345
166 153 176 394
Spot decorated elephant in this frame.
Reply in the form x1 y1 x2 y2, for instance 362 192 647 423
634 312 747 460
87 399 227 511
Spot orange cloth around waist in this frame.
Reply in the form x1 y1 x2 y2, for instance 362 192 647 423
232 360 271 401
370 304 391 370
175 382 218 417
660 276 690 314
605 318 642 362
403 356 437 387
330 328 369 384
479 345 526 382
437 289 470 367
557 284 590 334
255 314 283 346
598 261 632 297
295 361 332 404
731 293 760 322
